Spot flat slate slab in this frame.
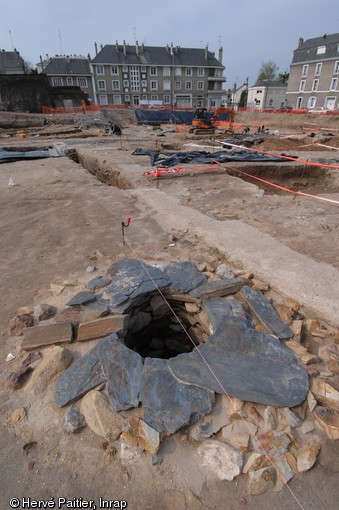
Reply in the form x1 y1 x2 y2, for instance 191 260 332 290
106 259 170 306
99 338 144 411
164 261 207 293
190 277 247 299
140 357 215 434
239 285 293 339
86 275 112 291
67 291 96 306
22 322 73 350
54 336 112 407
168 340 309 408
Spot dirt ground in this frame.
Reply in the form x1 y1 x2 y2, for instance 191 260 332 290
0 110 338 510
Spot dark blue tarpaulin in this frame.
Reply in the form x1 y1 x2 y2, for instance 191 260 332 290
134 109 230 125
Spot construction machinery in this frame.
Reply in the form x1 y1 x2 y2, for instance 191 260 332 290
189 107 235 135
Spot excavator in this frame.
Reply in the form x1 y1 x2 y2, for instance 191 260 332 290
189 107 235 135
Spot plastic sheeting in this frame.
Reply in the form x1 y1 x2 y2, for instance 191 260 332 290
132 148 290 168
134 109 230 125
0 148 61 164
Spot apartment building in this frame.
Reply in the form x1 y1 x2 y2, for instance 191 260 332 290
287 32 339 110
90 41 226 108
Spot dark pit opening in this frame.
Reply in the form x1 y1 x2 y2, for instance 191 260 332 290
119 295 210 359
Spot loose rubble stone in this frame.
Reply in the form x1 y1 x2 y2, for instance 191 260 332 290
86 275 112 291
242 452 271 473
50 283 64 296
297 438 320 472
64 405 86 433
313 407 339 440
239 286 293 339
141 357 215 434
252 430 290 460
165 261 207 293
34 304 57 322
189 420 213 441
81 389 124 441
220 420 257 451
100 338 143 411
275 455 294 488
25 346 73 395
190 277 247 300
121 416 160 455
54 336 112 407
264 407 277 431
128 311 152 333
291 320 303 343
67 291 96 306
216 263 234 279
150 295 169 318
307 391 317 413
285 341 318 365
9 314 34 336
5 366 33 390
297 418 315 435
311 378 339 409
248 466 276 495
197 439 243 481
8 407 27 424
22 322 73 350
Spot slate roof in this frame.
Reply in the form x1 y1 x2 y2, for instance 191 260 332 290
292 32 339 64
91 44 224 68
253 80 287 87
42 57 92 76
0 51 23 72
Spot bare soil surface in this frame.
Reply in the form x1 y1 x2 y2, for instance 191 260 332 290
0 111 338 510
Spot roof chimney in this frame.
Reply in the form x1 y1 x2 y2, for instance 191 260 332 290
123 40 127 56
218 47 223 64
205 44 209 60
298 37 304 47
116 40 119 51
136 40 139 56
170 42 173 56
94 42 98 55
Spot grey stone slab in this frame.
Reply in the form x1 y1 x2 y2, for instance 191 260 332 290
106 259 170 306
67 291 96 306
140 357 215 434
86 275 112 291
190 277 247 299
168 342 309 407
99 338 144 411
64 404 86 433
54 336 113 407
239 285 293 339
165 261 207 293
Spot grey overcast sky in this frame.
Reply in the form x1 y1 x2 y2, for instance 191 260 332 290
1 0 338 88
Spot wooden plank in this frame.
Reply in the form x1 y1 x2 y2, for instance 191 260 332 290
77 315 127 342
22 323 73 350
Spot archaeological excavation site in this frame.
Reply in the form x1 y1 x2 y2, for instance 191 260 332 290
1 107 338 509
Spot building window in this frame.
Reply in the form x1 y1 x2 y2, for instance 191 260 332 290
122 66 128 72
150 67 157 76
185 81 192 90
308 97 316 108
125 95 130 102
299 80 306 92
163 80 171 91
317 46 326 54
151 95 158 101
197 81 204 90
301 65 308 77
330 77 338 91
198 68 204 76
151 81 158 90
334 61 339 74
112 80 120 90
141 80 147 88
66 77 73 85
130 66 140 91
141 66 146 72
186 67 192 76
315 63 322 76
77 77 88 88
141 95 147 100
164 95 171 104
174 67 182 76
52 77 63 86
175 81 181 90
123 80 129 87
163 67 171 77
113 95 122 104
312 79 319 91
111 66 119 75
97 80 106 90
99 95 108 105
96 66 104 75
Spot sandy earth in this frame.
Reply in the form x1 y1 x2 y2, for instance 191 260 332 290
0 111 338 510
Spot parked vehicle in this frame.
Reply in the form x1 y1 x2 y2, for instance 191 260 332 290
307 107 329 114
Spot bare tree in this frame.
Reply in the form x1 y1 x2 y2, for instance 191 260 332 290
257 61 279 82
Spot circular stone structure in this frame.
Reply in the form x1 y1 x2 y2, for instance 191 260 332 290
55 259 309 434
